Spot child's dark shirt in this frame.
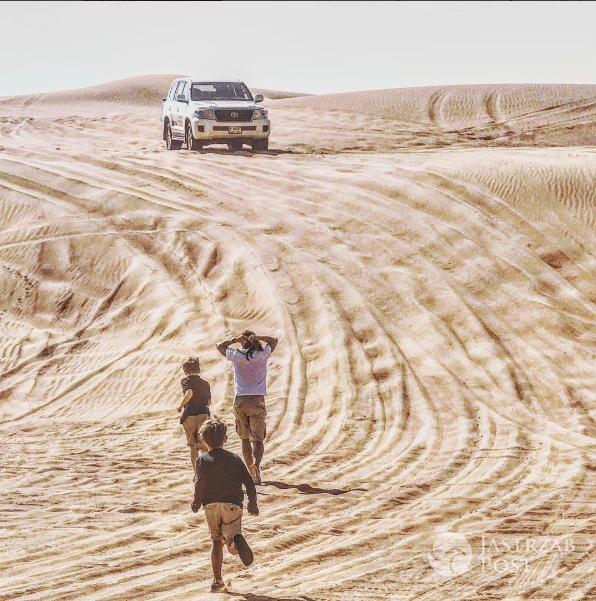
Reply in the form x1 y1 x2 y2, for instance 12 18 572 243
180 375 211 424
193 447 257 509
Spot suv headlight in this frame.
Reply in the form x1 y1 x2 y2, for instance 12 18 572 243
252 107 268 120
195 108 216 120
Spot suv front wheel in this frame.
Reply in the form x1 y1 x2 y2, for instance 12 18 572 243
185 122 202 151
164 122 182 150
252 139 269 152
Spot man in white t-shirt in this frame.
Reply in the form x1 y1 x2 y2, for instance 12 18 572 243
216 330 278 484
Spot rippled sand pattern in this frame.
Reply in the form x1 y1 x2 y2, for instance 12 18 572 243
2 77 596 600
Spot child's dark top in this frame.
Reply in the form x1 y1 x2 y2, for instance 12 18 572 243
193 447 258 512
180 375 211 425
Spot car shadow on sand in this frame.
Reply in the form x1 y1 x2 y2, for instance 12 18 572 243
192 147 295 156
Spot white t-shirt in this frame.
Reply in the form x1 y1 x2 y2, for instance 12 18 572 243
226 344 272 396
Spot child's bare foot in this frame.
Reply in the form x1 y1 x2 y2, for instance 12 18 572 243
249 464 261 485
234 533 254 566
211 580 227 593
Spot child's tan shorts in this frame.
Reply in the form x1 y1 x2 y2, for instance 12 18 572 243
203 502 242 553
182 414 210 450
233 395 267 442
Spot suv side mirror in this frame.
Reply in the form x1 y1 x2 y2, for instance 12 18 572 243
254 94 264 103
176 94 189 103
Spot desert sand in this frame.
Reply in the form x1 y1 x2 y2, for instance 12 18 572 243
2 75 596 600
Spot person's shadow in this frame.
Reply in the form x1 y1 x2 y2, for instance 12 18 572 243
262 480 367 496
227 594 316 601
221 484 363 600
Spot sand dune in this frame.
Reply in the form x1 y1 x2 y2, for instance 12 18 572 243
2 76 596 600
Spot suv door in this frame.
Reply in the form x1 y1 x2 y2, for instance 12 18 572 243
172 81 189 137
164 80 182 136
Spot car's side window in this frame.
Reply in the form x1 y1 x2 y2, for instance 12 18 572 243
170 81 181 100
179 81 188 100
167 82 177 100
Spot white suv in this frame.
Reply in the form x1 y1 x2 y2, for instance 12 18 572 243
162 78 270 151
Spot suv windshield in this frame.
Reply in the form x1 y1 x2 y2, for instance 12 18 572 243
190 82 253 102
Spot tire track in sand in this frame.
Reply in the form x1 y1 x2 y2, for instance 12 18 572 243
2 102 596 600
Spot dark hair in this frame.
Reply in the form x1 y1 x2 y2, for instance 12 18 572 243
199 416 227 449
242 330 263 361
183 356 201 374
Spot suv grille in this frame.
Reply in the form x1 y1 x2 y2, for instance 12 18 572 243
215 109 253 122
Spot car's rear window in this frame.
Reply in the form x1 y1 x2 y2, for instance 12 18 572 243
190 82 252 101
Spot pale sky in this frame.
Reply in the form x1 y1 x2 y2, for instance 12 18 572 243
0 1 594 97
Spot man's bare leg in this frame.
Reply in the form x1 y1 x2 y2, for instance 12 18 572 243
252 441 264 468
241 439 254 469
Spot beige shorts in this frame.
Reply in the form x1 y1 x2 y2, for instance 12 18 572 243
234 395 267 442
182 414 210 450
203 502 242 553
